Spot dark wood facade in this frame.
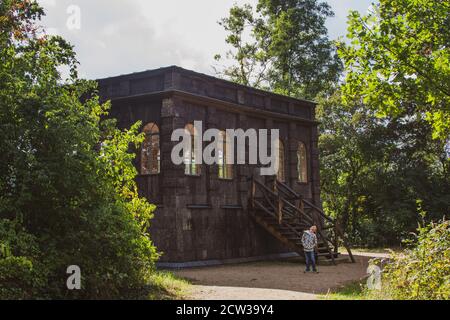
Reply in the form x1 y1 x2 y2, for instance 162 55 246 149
97 66 322 264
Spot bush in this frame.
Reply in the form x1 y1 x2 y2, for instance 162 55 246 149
379 219 450 300
0 220 45 299
0 1 159 299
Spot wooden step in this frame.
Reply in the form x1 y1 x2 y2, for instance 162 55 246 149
249 177 355 265
263 220 303 226
260 216 304 224
318 256 352 265
317 252 340 258
285 237 302 241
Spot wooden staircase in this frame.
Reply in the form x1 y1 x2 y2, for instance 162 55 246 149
249 176 355 265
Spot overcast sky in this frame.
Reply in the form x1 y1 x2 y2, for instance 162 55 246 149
38 0 374 80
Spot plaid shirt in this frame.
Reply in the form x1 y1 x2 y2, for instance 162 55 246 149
301 230 317 252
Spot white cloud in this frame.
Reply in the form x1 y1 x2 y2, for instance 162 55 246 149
38 0 374 80
39 0 56 7
326 0 375 40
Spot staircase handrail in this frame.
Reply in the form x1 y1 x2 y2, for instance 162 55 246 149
274 179 355 263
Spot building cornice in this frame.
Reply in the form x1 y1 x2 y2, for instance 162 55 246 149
107 89 320 125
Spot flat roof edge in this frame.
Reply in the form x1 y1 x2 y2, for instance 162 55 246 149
96 65 317 107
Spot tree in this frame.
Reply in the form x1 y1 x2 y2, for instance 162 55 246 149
318 91 449 247
215 0 341 99
214 4 270 87
339 0 450 140
0 0 158 299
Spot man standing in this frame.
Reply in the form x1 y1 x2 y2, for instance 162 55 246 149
302 225 318 273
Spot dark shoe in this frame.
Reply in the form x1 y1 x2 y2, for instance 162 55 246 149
304 269 310 273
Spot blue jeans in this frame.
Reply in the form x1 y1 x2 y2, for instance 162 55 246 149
304 251 316 271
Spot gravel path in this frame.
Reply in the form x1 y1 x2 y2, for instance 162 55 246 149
188 285 317 300
174 254 377 300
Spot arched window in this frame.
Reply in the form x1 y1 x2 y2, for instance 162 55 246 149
276 139 285 182
218 130 233 180
297 141 308 183
184 124 201 176
141 122 160 175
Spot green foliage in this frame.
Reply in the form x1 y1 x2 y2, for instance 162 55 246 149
0 0 158 299
215 0 341 99
377 218 450 300
321 280 367 300
318 91 449 247
214 4 269 87
339 0 450 140
325 219 449 301
320 0 450 247
217 0 450 248
147 271 190 300
0 220 46 299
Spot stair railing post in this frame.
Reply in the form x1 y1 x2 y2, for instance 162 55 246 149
277 196 283 224
298 198 304 222
251 177 256 210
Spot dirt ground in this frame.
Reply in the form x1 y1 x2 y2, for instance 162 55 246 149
174 254 383 300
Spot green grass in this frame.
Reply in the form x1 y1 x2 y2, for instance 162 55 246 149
147 271 191 300
344 247 403 254
320 280 368 300
321 279 393 300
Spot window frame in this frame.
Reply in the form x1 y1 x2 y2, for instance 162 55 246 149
276 138 286 182
218 130 234 180
297 141 308 184
140 122 160 176
184 123 201 176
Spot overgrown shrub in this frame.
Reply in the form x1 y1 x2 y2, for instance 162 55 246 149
0 1 159 299
378 218 449 300
0 220 45 299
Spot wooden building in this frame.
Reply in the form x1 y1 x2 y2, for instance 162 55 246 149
97 66 353 267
